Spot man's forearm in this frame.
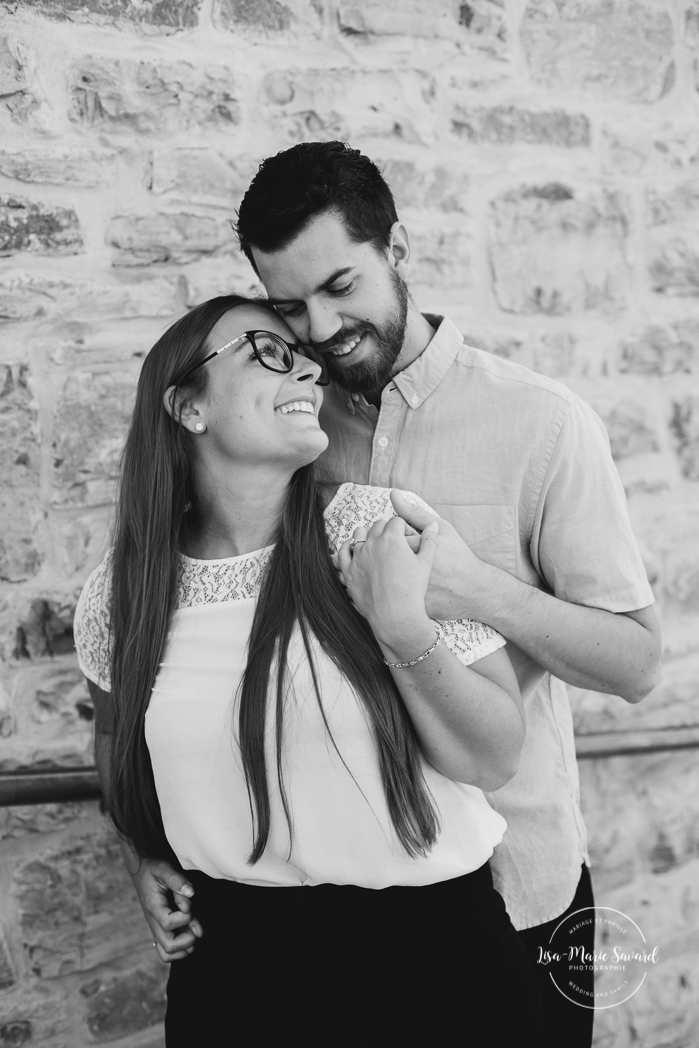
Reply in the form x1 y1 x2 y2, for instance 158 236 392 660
449 562 660 703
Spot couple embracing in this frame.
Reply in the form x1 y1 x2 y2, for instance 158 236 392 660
75 142 659 1047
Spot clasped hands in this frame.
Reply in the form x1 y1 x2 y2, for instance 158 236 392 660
332 490 489 625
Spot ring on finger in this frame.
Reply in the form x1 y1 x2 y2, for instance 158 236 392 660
349 539 366 552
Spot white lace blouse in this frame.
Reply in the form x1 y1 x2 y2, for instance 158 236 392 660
74 483 508 888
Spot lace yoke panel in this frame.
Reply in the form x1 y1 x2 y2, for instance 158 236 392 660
177 547 274 609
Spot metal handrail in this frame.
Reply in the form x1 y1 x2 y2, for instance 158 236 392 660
0 768 100 806
1 726 698 806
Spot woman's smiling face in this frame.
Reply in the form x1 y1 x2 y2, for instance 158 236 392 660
193 304 329 471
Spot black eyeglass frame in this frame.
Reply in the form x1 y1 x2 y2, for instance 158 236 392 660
173 330 329 388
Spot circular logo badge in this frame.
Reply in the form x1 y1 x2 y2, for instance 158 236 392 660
537 906 659 1009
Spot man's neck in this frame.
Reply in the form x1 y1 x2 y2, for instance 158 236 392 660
392 307 437 376
363 308 437 407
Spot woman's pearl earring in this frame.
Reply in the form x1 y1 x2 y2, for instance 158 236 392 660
195 422 205 433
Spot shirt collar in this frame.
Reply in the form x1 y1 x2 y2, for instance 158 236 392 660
338 314 463 413
392 314 462 409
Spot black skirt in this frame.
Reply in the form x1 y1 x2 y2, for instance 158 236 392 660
165 861 544 1046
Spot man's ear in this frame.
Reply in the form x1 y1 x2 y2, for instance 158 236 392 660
386 221 412 279
162 386 206 434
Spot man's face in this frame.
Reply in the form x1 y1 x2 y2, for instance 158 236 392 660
251 210 409 395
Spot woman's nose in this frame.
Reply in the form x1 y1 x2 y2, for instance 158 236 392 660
291 350 323 385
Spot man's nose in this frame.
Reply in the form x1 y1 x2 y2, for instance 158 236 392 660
305 299 342 347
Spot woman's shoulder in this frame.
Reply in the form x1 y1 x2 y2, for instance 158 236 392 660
323 483 426 551
74 548 114 690
76 549 114 619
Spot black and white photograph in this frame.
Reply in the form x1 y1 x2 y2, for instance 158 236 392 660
0 1 698 1046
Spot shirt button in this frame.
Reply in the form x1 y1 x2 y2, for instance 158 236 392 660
378 437 389 448
411 395 419 405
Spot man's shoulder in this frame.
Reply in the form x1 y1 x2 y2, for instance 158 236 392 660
454 340 578 407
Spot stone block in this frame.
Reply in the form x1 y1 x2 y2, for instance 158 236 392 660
601 122 699 177
15 828 149 978
14 598 75 660
0 659 93 772
0 931 15 989
52 370 136 506
182 257 262 307
488 184 630 315
0 196 83 257
149 148 256 208
0 37 39 126
81 966 167 1041
214 0 320 35
619 321 699 375
648 182 699 227
263 67 436 145
671 395 699 480
0 982 70 1046
592 398 660 461
647 185 699 295
580 747 699 885
0 35 25 95
0 364 41 583
410 224 472 288
0 148 118 188
0 801 90 842
0 272 185 322
0 1021 31 1046
520 0 675 103
59 514 110 577
378 157 470 213
337 0 461 39
108 212 231 267
69 56 240 133
664 548 699 611
451 104 590 147
337 0 507 55
0 679 11 738
461 325 576 378
47 325 158 368
18 0 201 30
649 239 699 296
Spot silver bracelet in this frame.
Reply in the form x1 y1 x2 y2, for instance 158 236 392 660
383 635 441 669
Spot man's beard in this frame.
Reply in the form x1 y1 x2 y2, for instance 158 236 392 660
311 269 409 396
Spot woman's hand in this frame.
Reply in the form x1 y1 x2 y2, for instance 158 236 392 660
337 516 440 661
129 858 203 963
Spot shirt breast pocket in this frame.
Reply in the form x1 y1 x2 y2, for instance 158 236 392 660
431 504 518 577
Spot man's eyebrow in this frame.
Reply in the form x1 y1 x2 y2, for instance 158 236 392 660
267 267 355 304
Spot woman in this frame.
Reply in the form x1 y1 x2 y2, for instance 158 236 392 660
74 294 543 1043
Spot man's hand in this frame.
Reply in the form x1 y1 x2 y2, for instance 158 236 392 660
130 859 202 963
390 492 661 703
390 490 488 620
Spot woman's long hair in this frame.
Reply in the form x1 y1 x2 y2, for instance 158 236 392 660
108 295 438 863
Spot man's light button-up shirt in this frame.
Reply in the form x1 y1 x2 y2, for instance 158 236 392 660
317 314 654 931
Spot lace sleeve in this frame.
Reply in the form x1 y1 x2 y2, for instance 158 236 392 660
324 483 506 667
73 551 113 691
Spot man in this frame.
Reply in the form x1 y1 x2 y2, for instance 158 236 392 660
135 142 660 1044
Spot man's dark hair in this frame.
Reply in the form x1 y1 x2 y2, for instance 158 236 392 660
236 141 398 269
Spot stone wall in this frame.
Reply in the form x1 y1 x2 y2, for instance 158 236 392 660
0 1 698 1045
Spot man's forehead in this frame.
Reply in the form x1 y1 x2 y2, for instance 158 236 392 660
252 212 365 300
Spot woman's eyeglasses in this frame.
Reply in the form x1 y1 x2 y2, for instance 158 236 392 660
175 330 329 387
